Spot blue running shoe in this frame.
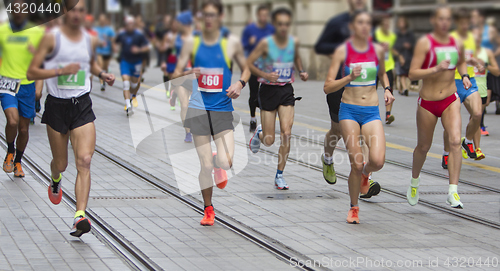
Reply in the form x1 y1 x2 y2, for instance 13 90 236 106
249 124 262 154
275 174 289 190
184 132 193 143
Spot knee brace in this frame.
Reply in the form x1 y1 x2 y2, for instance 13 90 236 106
123 80 130 91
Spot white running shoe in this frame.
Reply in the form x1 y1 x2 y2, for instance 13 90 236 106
407 177 420 206
446 192 464 209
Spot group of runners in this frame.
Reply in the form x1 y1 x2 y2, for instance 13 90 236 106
1 0 499 238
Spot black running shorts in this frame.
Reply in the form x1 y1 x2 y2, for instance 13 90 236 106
258 83 295 111
42 93 96 134
184 108 234 136
327 88 345 123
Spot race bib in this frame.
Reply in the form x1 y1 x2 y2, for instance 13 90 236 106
350 62 377 86
57 70 86 89
0 76 21 96
435 47 458 69
198 68 223 93
384 52 390 61
273 62 294 83
474 66 486 77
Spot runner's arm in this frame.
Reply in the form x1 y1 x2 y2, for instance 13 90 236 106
457 42 472 89
172 37 194 79
408 37 441 80
376 44 390 89
232 37 251 84
293 38 308 81
27 33 59 80
323 45 351 94
486 48 500 76
89 36 114 84
246 39 273 80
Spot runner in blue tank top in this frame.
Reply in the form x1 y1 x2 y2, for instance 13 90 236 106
172 0 250 227
247 8 309 190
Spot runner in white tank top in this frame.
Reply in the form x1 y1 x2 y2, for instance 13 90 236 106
27 0 115 237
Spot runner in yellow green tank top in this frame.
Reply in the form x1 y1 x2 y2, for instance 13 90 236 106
472 32 500 160
374 14 397 124
0 0 44 177
441 9 486 169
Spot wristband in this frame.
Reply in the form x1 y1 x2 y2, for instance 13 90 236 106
239 80 246 88
98 71 105 79
385 86 392 92
462 74 470 80
485 63 489 68
300 70 306 73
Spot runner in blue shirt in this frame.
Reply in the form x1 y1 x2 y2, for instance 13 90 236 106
114 16 149 116
95 14 115 91
241 5 274 132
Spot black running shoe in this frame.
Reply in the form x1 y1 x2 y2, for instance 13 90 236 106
360 178 381 198
442 154 448 169
461 137 477 159
70 216 91 237
249 120 257 133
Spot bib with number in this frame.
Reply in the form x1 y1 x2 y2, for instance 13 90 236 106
198 68 223 93
349 62 377 86
435 47 458 70
464 49 474 67
273 62 294 83
57 70 87 90
0 76 21 96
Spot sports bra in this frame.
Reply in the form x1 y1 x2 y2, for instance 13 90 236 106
421 34 459 70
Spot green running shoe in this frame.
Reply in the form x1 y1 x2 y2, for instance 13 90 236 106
321 154 336 185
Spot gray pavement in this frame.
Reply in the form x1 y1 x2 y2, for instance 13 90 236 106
0 60 499 270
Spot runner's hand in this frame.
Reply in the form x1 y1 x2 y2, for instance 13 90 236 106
385 90 395 106
299 72 308 81
349 65 362 80
131 46 141 54
463 76 472 90
189 68 201 79
266 71 279 83
226 82 241 99
161 62 167 72
102 73 116 87
27 42 36 55
477 65 486 74
436 59 450 72
62 63 81 75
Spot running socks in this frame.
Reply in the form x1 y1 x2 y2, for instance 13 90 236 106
276 169 283 178
7 142 14 154
350 203 358 208
14 150 24 163
125 99 132 108
386 111 391 117
443 151 449 156
324 155 333 165
52 173 61 183
464 138 473 144
74 210 85 218
448 184 458 195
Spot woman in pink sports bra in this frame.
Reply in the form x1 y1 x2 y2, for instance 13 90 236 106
406 6 471 209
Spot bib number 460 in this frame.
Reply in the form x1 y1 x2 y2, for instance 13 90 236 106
201 75 219 87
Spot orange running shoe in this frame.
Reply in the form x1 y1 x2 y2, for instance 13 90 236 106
360 173 369 195
13 162 24 177
3 153 14 173
200 205 215 226
48 175 63 205
347 206 360 224
213 152 228 189
475 148 485 160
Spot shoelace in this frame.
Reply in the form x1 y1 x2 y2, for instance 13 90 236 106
51 180 60 194
411 187 417 197
351 209 359 218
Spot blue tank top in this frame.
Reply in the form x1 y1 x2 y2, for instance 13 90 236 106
481 25 494 50
258 36 295 86
189 34 233 112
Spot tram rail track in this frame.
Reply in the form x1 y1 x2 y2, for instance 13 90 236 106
89 89 500 231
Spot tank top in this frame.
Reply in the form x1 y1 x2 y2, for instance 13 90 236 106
374 27 396 72
451 31 475 79
343 41 379 87
481 25 494 50
188 33 233 112
44 28 92 99
475 47 489 98
258 36 295 86
421 34 459 71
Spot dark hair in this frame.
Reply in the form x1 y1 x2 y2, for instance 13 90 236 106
454 8 470 21
398 16 409 29
272 7 292 22
349 10 370 23
257 4 270 14
202 0 223 15
431 4 451 18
